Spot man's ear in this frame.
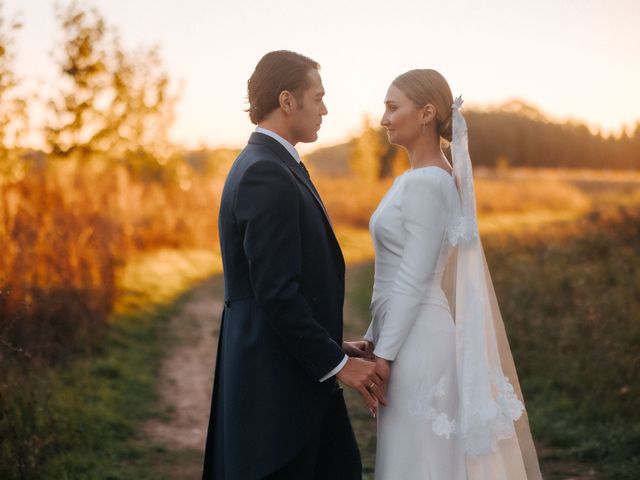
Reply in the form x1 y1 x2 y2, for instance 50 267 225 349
279 90 295 114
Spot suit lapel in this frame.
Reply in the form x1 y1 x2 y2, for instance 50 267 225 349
285 162 332 224
248 132 344 267
249 132 332 226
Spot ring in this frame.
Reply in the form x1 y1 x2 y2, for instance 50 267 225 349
368 382 376 389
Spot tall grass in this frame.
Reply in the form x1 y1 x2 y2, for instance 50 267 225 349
0 249 219 479
1 154 637 478
316 172 594 229
485 208 640 479
0 162 623 365
0 160 222 363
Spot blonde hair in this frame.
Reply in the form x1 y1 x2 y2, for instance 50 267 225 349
392 69 454 142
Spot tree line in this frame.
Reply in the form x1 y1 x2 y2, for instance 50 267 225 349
342 100 640 179
465 100 639 170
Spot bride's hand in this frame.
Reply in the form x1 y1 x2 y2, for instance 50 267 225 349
342 340 375 360
366 356 391 418
374 356 391 395
337 357 388 416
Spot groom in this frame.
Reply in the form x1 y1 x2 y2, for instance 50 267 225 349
202 51 387 479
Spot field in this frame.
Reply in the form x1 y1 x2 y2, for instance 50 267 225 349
1 166 639 479
342 206 640 479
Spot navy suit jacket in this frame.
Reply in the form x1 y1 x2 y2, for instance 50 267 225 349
202 132 347 479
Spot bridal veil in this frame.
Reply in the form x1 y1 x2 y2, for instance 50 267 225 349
442 97 543 479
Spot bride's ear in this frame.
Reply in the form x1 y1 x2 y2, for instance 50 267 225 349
421 104 436 124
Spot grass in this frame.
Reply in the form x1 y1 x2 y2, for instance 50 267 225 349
2 166 638 478
317 167 617 233
0 249 220 479
341 208 640 479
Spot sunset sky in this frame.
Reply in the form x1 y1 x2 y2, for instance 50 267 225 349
5 0 640 153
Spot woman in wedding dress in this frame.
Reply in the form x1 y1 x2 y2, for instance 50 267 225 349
363 70 542 479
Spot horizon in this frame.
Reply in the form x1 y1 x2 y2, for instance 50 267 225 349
14 97 636 157
3 0 639 155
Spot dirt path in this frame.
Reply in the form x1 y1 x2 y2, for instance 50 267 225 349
143 277 222 479
140 269 596 480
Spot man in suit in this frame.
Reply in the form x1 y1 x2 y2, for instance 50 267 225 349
202 51 388 480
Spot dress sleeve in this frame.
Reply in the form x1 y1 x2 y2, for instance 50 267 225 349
364 323 374 343
373 172 448 361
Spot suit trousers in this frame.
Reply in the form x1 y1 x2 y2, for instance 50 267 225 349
264 388 362 480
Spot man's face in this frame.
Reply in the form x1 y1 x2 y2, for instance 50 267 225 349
289 69 328 144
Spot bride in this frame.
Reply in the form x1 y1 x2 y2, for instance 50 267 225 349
363 69 543 479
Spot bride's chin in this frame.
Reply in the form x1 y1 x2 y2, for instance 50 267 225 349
387 135 401 147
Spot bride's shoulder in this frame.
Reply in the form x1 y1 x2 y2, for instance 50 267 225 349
401 166 452 189
399 167 460 212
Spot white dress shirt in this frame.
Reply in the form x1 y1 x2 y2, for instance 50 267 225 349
255 126 301 163
255 126 348 382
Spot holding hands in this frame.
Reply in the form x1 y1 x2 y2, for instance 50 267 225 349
342 340 375 360
339 341 391 417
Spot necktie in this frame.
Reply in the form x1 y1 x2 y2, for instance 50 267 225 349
299 161 311 178
297 161 331 223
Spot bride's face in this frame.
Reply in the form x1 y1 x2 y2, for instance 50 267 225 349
381 85 423 148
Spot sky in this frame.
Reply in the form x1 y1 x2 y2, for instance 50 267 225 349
4 0 640 153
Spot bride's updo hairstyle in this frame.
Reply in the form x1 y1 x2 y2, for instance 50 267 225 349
392 69 454 142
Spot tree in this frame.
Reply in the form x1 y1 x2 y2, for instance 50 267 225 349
349 116 382 182
46 1 177 174
45 2 109 159
0 1 27 183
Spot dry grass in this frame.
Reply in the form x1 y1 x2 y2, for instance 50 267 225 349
318 169 606 266
0 160 222 363
475 177 591 213
2 161 637 362
315 178 393 228
1 156 638 478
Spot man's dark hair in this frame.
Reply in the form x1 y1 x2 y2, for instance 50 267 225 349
246 50 320 124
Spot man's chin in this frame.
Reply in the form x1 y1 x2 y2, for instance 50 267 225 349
300 132 319 143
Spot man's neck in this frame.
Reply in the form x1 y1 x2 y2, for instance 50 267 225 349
255 126 302 164
257 120 297 146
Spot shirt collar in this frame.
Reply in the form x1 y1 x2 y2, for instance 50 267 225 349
255 126 301 164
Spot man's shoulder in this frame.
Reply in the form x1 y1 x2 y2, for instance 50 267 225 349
224 144 295 193
238 145 291 174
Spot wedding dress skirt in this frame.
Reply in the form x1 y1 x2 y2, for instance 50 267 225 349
375 301 466 480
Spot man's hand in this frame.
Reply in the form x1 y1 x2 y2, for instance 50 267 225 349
342 340 375 360
336 357 388 416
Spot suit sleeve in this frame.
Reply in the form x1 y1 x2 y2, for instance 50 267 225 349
235 160 345 381
373 172 448 361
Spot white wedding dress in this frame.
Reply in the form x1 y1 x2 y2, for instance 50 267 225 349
364 165 536 479
365 166 466 479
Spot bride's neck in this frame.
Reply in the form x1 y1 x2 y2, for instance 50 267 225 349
406 131 448 170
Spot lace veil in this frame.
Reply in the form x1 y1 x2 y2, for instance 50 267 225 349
443 97 543 477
